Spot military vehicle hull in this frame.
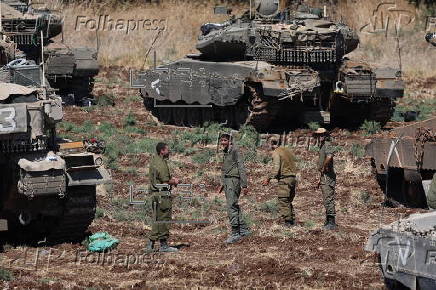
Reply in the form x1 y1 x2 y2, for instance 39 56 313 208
0 72 110 244
1 0 99 104
136 0 403 131
366 211 436 290
366 117 436 208
138 57 399 131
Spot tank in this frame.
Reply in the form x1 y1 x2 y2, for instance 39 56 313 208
365 117 436 208
0 0 99 104
134 0 404 131
0 62 111 243
366 210 436 290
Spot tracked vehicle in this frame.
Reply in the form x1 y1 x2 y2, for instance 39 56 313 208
1 0 99 104
366 211 436 290
366 117 436 208
0 52 110 243
135 0 404 131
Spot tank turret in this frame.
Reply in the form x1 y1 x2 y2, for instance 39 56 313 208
135 0 404 131
1 0 99 105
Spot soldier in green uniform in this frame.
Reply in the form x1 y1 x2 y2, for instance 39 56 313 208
426 173 436 210
146 142 180 253
262 137 299 227
314 128 337 230
217 133 251 244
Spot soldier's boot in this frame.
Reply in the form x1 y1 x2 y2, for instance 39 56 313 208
159 239 179 252
284 220 296 227
225 227 241 244
324 215 338 230
144 240 155 253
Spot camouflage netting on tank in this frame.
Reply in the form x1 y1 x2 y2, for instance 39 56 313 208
391 220 436 239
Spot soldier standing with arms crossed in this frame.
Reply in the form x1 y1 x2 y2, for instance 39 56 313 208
217 133 251 244
146 142 180 253
262 137 299 227
314 128 338 230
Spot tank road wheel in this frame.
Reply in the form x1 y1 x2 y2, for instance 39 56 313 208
173 107 186 126
157 107 173 124
245 85 274 131
185 107 203 127
46 185 97 244
367 98 395 126
201 107 214 125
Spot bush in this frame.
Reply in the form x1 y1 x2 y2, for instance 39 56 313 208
307 122 320 131
96 94 116 106
360 120 381 135
123 112 137 127
259 199 278 214
237 125 260 150
192 149 215 164
0 268 13 281
350 144 365 158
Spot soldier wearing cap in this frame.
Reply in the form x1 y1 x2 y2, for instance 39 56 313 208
314 128 338 230
217 133 251 244
146 142 180 253
262 136 299 227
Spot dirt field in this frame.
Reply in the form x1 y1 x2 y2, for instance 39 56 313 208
0 68 428 289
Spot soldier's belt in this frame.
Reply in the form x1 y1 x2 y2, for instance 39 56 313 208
224 175 240 179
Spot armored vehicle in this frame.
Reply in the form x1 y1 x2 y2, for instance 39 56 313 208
135 0 403 131
366 210 436 290
0 61 110 243
366 117 436 208
1 0 99 104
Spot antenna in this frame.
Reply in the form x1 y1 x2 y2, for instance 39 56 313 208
250 0 252 19
0 0 2 33
395 24 402 73
96 30 100 54
40 30 45 87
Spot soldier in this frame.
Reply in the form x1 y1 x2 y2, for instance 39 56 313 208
146 142 180 253
426 173 436 210
217 133 251 244
314 128 338 230
262 137 298 227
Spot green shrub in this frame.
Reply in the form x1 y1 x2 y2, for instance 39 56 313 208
350 144 365 158
123 112 137 127
97 94 116 106
360 120 381 135
95 207 105 219
259 199 278 214
192 149 215 164
237 125 260 149
307 122 320 131
0 268 13 281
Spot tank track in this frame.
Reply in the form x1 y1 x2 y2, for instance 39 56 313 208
367 98 395 126
45 185 96 244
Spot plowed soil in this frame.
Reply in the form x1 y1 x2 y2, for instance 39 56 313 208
0 68 424 289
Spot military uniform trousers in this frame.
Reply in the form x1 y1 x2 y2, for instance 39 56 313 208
320 174 336 216
276 176 297 222
224 177 248 230
149 191 173 241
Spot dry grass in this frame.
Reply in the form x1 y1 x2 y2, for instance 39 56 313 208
39 0 436 79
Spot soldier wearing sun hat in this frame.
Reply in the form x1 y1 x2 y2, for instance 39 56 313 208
314 128 338 230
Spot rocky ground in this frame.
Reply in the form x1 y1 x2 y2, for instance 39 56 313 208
0 68 431 289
